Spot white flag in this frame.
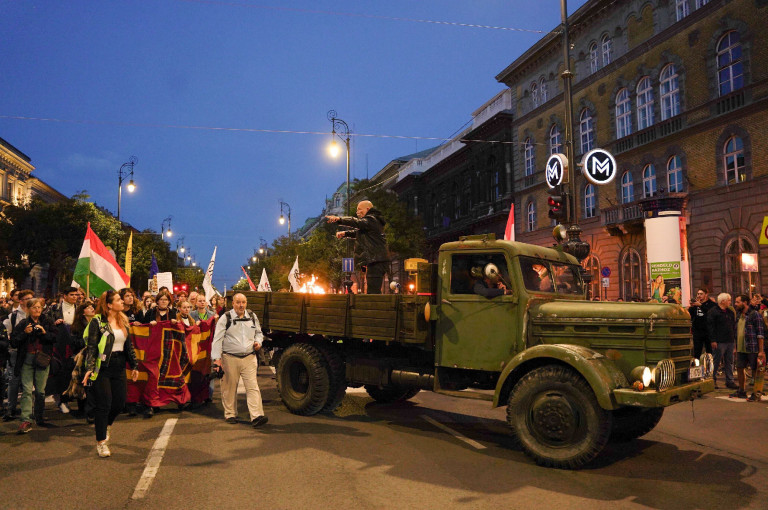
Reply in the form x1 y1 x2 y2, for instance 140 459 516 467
202 246 217 302
257 268 272 292
288 256 301 292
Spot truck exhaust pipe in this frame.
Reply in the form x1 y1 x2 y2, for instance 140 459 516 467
390 370 435 390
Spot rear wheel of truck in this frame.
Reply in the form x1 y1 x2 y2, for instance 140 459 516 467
507 365 612 469
276 343 330 416
318 344 346 413
609 407 664 442
365 385 420 403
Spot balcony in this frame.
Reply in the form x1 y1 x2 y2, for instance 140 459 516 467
613 116 685 155
601 202 644 235
714 89 745 116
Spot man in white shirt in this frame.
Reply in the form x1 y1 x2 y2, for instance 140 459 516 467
211 293 267 427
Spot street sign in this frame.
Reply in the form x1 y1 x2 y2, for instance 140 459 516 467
342 257 354 272
600 266 611 278
545 153 568 189
581 148 617 185
602 277 610 288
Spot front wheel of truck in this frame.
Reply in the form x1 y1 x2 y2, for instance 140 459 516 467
276 343 330 416
507 365 612 469
609 407 664 442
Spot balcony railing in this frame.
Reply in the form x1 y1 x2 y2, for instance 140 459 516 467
602 202 644 226
613 116 685 155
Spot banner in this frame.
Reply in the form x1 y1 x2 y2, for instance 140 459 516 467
127 318 215 406
203 246 217 302
257 268 271 292
241 266 257 291
288 256 300 292
504 205 515 242
125 232 133 278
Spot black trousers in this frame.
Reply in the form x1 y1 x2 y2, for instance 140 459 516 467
365 262 388 294
91 352 127 442
693 335 712 358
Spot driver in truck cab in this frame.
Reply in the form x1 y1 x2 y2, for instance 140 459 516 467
472 266 511 298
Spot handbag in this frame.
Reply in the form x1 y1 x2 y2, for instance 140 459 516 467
34 350 52 369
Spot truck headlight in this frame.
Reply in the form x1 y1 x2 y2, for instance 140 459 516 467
652 359 676 391
630 366 652 387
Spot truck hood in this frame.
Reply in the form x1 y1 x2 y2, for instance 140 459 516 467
529 299 691 323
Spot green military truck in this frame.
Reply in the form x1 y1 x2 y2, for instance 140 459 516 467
233 234 714 469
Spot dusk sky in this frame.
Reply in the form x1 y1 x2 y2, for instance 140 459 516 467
1 0 587 288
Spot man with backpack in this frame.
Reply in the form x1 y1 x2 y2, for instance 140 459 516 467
210 293 268 428
3 289 34 421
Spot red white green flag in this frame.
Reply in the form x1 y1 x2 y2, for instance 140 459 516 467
72 222 130 297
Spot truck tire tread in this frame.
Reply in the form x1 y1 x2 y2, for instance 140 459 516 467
609 407 664 442
276 343 330 416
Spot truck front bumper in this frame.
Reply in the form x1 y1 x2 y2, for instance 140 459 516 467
612 378 715 408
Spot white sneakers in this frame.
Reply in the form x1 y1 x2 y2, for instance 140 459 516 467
105 426 111 444
96 441 111 458
59 403 70 414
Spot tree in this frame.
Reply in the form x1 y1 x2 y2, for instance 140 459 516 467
175 266 205 291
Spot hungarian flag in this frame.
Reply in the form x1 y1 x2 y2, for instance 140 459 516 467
504 205 516 242
72 223 130 297
241 266 257 291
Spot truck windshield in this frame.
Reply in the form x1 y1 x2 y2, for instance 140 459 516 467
519 256 584 295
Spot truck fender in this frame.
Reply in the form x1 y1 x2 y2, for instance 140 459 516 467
492 344 629 411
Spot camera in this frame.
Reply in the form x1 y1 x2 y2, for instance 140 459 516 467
208 365 225 380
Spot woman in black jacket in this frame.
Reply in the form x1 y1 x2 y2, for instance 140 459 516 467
141 290 177 324
10 298 56 434
82 290 139 458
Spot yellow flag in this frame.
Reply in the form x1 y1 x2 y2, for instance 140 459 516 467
125 232 133 277
760 216 768 245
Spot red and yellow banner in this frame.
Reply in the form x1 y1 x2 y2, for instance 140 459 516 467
127 318 215 406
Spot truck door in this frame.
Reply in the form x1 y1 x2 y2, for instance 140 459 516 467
435 252 520 372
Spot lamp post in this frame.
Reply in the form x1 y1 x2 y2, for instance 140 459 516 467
259 237 268 256
176 237 186 266
116 156 137 255
279 200 292 237
161 216 173 241
327 110 351 217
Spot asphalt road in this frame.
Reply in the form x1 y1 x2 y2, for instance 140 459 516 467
1 368 766 510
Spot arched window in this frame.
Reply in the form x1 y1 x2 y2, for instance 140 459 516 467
526 201 537 232
601 35 613 66
723 135 745 184
584 184 596 218
580 109 595 154
717 31 743 96
589 42 600 73
531 82 539 107
524 138 535 176
643 164 657 198
621 171 634 204
660 64 680 120
621 249 643 300
667 156 683 192
540 78 548 103
615 88 632 138
724 236 758 295
582 253 601 300
549 124 562 155
636 77 655 129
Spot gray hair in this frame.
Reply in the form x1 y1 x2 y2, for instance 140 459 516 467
717 292 731 305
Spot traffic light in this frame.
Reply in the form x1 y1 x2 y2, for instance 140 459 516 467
547 187 568 223
173 283 189 294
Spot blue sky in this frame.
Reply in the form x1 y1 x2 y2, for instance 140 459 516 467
1 0 587 288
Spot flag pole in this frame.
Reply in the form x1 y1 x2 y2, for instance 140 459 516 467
86 273 90 299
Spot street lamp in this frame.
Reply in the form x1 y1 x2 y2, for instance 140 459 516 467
279 200 292 237
116 156 137 255
161 216 173 240
327 110 351 217
259 237 267 255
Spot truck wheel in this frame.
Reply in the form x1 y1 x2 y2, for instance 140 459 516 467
318 345 346 413
610 407 664 442
276 343 330 416
364 385 418 403
507 365 612 469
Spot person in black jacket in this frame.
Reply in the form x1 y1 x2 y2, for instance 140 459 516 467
10 298 56 433
82 290 139 458
689 288 717 358
707 292 737 390
141 290 178 324
326 200 390 294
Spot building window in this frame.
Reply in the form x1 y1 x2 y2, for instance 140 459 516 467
621 249 643 300
621 171 634 204
667 156 683 192
463 172 471 214
724 236 758 296
531 82 539 108
643 164 657 198
717 31 743 96
526 201 536 232
549 124 562 155
695 0 709 7
615 88 632 139
453 184 461 219
584 184 596 218
580 109 595 154
601 35 613 66
540 79 548 103
589 42 600 73
660 64 680 120
723 135 745 184
491 171 501 201
636 77 655 130
524 138 535 176
676 0 689 21
582 254 601 300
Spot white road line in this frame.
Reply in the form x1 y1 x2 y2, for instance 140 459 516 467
420 415 487 450
715 396 746 403
132 418 178 500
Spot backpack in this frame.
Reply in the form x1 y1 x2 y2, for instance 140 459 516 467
223 309 257 332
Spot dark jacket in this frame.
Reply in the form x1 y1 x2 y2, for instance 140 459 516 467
0 322 8 366
141 307 178 324
473 280 505 298
10 316 56 377
337 208 390 267
707 305 736 344
689 298 717 339
84 316 138 375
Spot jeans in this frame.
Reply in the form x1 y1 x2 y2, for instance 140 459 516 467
712 342 735 385
91 352 127 442
6 350 21 412
20 355 49 422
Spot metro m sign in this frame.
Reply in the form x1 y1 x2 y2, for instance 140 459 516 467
545 153 568 189
581 148 617 185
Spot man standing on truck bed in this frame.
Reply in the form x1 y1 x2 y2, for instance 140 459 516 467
326 200 390 294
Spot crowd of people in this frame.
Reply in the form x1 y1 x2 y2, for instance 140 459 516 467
0 285 269 458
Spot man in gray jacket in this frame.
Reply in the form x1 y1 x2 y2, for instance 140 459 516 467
211 293 268 427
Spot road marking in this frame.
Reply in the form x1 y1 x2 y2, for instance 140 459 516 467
715 396 746 403
132 418 178 500
420 415 487 450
